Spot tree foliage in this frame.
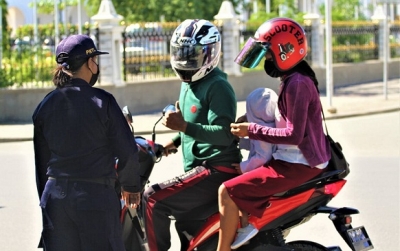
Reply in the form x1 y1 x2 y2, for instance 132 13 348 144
245 0 307 25
75 0 242 22
1 0 10 52
245 0 368 25
29 0 78 14
30 0 370 23
319 0 367 21
83 0 100 17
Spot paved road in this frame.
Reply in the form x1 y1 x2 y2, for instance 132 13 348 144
0 111 399 250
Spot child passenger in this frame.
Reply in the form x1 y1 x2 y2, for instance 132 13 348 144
231 87 278 249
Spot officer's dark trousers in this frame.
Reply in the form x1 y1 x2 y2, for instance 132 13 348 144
39 179 125 251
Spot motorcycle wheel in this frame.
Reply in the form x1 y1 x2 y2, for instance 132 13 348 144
286 240 329 251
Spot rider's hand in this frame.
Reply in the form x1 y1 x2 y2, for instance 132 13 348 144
163 140 177 157
162 101 187 132
232 163 243 174
231 123 250 138
121 190 141 209
236 114 248 123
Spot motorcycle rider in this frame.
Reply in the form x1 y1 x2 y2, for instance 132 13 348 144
142 19 241 251
217 17 331 250
33 34 142 250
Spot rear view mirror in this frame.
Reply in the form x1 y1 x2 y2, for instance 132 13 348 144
122 106 133 124
163 104 176 115
122 106 134 134
152 104 176 143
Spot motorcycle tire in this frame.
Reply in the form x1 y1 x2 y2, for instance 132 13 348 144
286 240 329 251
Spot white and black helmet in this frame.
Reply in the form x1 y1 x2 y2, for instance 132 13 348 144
170 19 221 82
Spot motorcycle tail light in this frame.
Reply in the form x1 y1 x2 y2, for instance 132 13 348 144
324 180 347 197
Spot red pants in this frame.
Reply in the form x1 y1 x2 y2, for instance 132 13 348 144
223 158 325 218
142 166 237 251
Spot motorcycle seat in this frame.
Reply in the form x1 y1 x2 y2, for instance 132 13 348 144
272 169 343 198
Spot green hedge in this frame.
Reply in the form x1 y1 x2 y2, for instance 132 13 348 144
1 48 54 88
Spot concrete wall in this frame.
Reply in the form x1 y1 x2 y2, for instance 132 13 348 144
0 60 399 124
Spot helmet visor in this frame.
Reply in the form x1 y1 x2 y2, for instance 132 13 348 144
234 37 268 68
170 43 220 70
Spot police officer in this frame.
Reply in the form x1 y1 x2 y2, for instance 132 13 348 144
33 34 141 251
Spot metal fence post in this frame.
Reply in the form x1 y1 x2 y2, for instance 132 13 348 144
94 24 101 84
85 22 91 36
121 27 127 82
372 4 390 100
378 19 387 61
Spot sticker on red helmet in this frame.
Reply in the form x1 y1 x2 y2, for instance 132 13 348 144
262 23 305 46
252 18 308 71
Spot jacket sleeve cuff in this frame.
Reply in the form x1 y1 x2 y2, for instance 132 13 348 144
172 133 181 146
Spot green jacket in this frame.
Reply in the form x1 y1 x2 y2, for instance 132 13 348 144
172 68 242 172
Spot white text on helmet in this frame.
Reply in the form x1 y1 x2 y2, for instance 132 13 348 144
178 37 196 45
202 39 218 44
263 24 305 46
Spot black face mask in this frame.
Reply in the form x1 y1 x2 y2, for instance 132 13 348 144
89 61 99 86
264 60 283 78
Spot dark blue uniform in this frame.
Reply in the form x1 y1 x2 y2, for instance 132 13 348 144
33 78 141 251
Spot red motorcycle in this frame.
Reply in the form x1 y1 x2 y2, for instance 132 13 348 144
121 104 374 251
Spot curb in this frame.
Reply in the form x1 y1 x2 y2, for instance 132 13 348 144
0 138 33 143
324 107 400 120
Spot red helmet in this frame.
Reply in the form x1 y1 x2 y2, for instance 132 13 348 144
235 18 307 71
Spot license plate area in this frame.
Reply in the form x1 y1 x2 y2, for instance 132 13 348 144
346 226 373 251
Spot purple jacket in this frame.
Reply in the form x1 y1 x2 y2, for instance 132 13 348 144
248 72 331 167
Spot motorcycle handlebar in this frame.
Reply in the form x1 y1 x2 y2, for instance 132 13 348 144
153 143 178 159
168 148 178 154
